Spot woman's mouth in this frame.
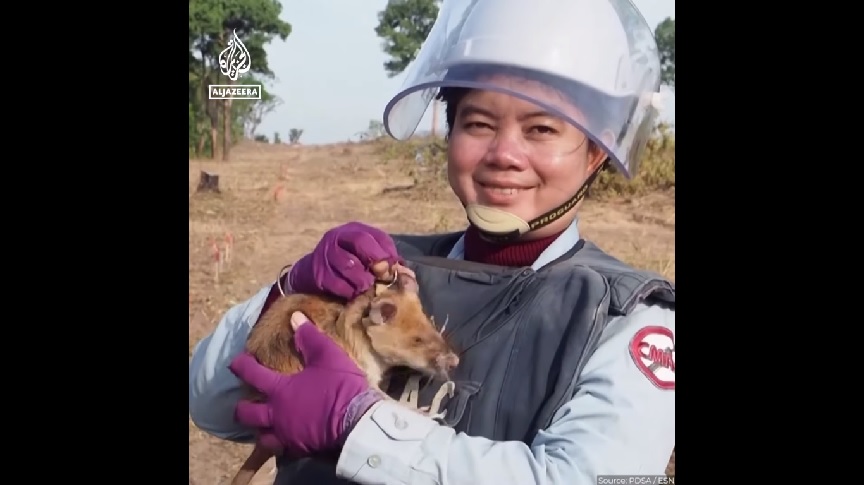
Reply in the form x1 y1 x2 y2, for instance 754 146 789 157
476 182 531 204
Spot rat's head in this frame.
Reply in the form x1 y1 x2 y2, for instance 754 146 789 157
362 267 459 379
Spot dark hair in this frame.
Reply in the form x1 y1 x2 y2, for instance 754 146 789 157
435 87 469 139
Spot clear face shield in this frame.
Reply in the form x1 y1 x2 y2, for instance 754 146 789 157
382 0 663 180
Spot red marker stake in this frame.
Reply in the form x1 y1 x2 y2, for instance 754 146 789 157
224 232 234 265
273 184 285 202
211 240 221 284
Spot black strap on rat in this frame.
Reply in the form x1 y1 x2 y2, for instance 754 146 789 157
476 159 608 243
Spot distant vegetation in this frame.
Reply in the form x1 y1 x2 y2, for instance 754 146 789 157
189 0 292 160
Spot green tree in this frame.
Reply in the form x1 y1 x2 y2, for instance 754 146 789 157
189 0 291 160
374 0 441 137
288 128 304 144
654 17 674 88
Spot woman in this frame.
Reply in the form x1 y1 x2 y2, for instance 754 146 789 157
189 0 675 483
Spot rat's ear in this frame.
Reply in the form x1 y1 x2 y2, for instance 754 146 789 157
395 266 419 294
369 297 398 325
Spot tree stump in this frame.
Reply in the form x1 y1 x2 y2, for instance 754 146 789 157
196 171 220 193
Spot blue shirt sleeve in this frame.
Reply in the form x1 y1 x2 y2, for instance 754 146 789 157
188 284 273 443
335 301 675 485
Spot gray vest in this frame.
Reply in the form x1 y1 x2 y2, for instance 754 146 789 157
274 232 675 484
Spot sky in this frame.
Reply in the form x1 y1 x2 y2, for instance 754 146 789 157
257 0 676 145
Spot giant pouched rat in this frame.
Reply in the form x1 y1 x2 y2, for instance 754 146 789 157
229 262 459 485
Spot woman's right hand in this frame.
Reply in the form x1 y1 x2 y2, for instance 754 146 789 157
229 311 380 456
287 222 403 300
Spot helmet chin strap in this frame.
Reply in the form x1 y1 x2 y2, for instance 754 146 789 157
466 161 607 243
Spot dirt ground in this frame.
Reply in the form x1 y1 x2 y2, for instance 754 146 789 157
188 140 675 484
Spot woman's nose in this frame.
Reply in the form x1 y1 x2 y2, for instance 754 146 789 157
482 132 528 170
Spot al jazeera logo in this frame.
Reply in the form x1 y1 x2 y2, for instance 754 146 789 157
209 30 262 100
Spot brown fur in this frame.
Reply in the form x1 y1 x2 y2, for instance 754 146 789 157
229 263 459 485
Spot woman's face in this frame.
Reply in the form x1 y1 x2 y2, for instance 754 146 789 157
447 83 608 239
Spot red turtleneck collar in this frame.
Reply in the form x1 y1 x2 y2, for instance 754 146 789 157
463 224 563 268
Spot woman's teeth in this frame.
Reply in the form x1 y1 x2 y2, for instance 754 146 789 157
490 187 519 195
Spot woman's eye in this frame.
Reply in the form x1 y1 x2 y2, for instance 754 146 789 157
530 125 557 135
464 121 491 130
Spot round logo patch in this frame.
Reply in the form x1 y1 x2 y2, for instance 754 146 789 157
629 326 675 390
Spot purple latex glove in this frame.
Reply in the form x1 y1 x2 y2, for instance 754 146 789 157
228 312 384 456
288 222 403 300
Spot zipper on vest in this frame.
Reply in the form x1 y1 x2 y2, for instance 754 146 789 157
503 269 534 318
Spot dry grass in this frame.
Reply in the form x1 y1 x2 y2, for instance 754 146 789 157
188 139 675 484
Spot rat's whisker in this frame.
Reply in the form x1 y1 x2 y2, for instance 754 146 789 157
440 314 449 335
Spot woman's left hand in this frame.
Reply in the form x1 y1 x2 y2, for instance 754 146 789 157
228 312 383 456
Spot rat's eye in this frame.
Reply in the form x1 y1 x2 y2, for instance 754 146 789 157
413 336 424 345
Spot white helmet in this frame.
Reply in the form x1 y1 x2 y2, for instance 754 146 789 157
382 0 663 180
